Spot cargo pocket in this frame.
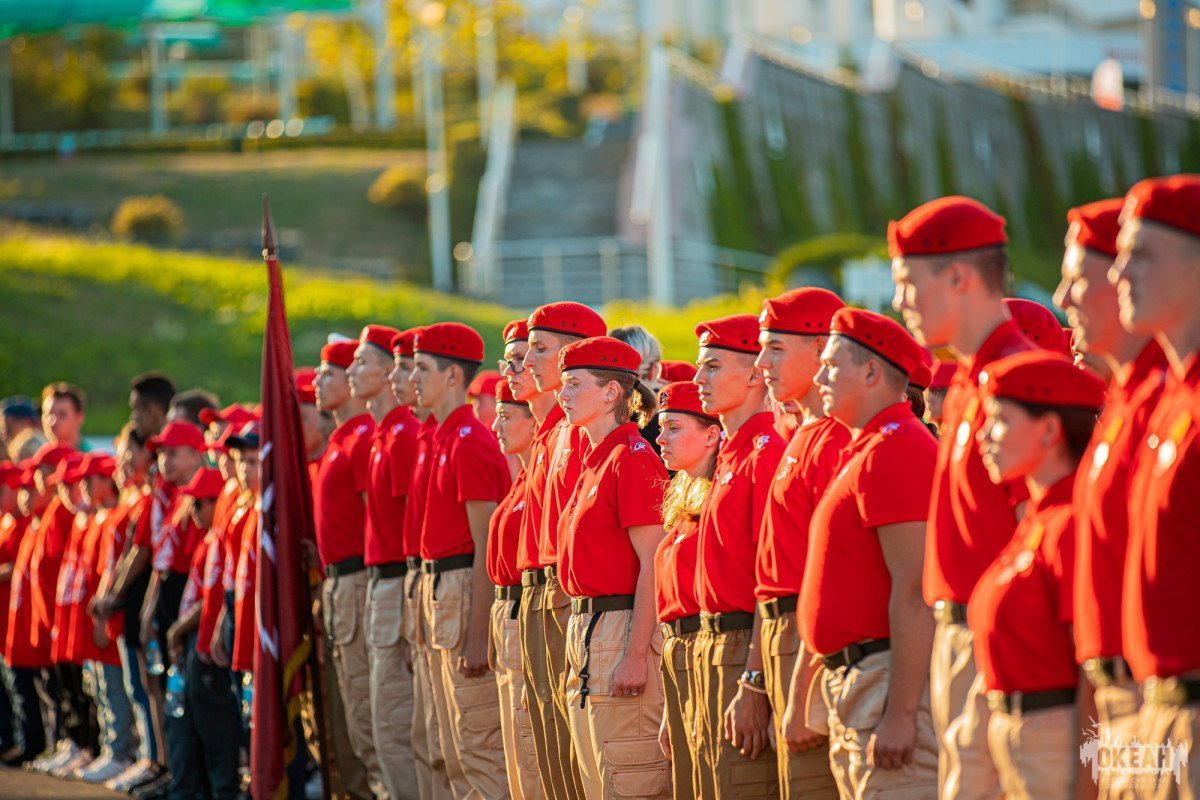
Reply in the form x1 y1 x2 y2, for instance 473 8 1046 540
834 655 891 733
497 615 522 672
367 583 403 648
603 738 671 799
429 575 464 651
400 571 420 644
329 576 359 646
457 681 503 750
731 757 780 798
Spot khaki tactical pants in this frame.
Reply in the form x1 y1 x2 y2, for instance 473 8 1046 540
366 573 419 799
1128 699 1200 800
987 704 1076 800
519 582 568 800
542 576 587 799
660 631 698 800
692 628 779 799
491 597 543 800
760 613 839 799
404 567 453 800
932 618 1001 800
821 650 939 799
565 608 670 799
421 568 508 800
322 624 374 800
1090 680 1141 799
324 571 390 799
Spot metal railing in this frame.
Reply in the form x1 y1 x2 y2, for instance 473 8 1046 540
464 79 518 298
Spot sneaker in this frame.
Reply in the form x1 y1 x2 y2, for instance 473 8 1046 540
77 753 134 783
106 760 164 792
130 770 171 800
28 739 76 772
50 747 94 778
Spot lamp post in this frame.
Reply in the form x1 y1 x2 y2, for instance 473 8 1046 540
476 0 497 141
421 2 453 293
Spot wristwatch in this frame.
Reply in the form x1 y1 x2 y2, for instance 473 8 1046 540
739 670 766 690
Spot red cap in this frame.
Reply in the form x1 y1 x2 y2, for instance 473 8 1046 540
199 404 256 429
360 324 402 355
495 380 526 406
830 307 925 378
528 302 607 339
910 349 934 390
1121 174 1200 238
415 322 485 364
32 443 76 469
295 368 317 405
178 467 226 501
1004 299 1069 356
147 421 206 453
888 196 1007 259
695 315 762 355
980 351 1106 410
558 336 641 375
391 328 419 357
70 453 117 482
659 360 697 382
321 340 358 370
16 459 38 488
1067 198 1123 258
503 319 530 344
0 463 22 490
930 359 957 390
468 370 502 399
759 288 845 335
657 381 718 423
50 454 85 485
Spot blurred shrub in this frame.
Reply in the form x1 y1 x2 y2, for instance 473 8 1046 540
179 78 230 125
111 195 185 243
368 164 426 211
227 95 279 123
298 77 350 123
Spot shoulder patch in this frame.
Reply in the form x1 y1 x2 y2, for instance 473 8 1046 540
630 440 649 453
392 423 405 435
513 500 526 512
755 434 771 450
355 423 369 436
459 425 472 438
881 423 900 436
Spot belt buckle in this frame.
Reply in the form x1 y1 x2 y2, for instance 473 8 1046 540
986 690 1008 713
1084 658 1113 688
660 622 673 640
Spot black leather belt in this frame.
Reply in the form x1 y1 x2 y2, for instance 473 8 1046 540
1084 656 1132 688
325 556 366 578
661 614 701 639
821 638 891 671
420 554 474 574
522 568 547 587
933 600 967 625
495 585 522 601
1143 676 1200 706
571 595 635 615
368 562 407 581
406 557 422 572
987 687 1076 714
760 595 798 619
700 612 754 634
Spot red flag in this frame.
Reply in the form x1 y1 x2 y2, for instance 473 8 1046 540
251 195 317 799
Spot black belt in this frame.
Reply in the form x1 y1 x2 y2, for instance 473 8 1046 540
1143 676 1200 706
759 595 798 619
571 595 635 615
933 600 967 625
544 565 558 582
420 554 474 574
1084 656 1132 688
821 638 891 671
700 612 754 634
406 557 422 571
495 585 522 601
325 556 366 578
521 568 547 587
368 562 408 581
661 614 701 639
987 688 1076 714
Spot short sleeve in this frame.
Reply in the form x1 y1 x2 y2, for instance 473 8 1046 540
616 448 668 530
858 434 936 529
348 434 372 493
455 431 510 504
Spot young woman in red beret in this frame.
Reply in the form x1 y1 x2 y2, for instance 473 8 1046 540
555 336 671 799
652 381 721 800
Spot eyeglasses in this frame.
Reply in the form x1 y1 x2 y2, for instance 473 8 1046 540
498 358 526 375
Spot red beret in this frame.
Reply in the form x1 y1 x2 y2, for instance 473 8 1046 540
1121 174 1200 238
1004 299 1069 356
980 351 1106 410
657 381 717 423
390 328 419 357
294 368 317 405
495 380 525 406
33 443 76 469
503 319 530 344
695 315 762 355
199 404 256 429
50 453 85 485
528 301 607 339
759 288 845 335
1067 198 1123 258
468 370 502 399
830 308 925 378
415 322 485 364
910 349 934 390
888 196 1007 259
179 467 226 501
147 420 206 453
360 324 402 355
930 359 957 390
558 336 641 375
321 340 358 370
659 360 697 382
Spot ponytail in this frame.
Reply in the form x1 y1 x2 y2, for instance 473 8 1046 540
585 369 659 428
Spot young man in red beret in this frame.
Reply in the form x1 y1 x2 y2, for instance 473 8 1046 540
409 321 511 798
1110 174 1200 797
312 339 389 799
349 323 419 799
802 308 939 798
752 289 846 798
520 301 607 800
890 196 1034 799
691 314 785 798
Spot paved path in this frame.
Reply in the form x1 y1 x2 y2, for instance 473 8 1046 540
0 765 129 799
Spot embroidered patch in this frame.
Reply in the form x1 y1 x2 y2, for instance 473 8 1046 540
755 435 770 450
776 456 797 481
720 472 734 485
881 423 900 435
514 501 526 512
631 441 648 453
355 423 369 436
392 423 405 435
459 425 472 438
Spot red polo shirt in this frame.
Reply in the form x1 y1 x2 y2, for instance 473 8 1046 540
518 404 565 572
800 403 937 656
537 417 588 567
313 413 374 568
179 529 214 619
970 475 1077 693
7 524 50 668
419 405 510 561
756 415 850 602
100 491 147 643
196 480 242 656
149 493 204 576
487 470 528 588
1123 353 1200 681
52 512 91 664
1074 341 1167 664
365 405 419 567
696 412 785 615
401 416 437 561
655 517 701 624
0 513 30 651
924 320 1034 606
558 423 667 598
233 502 261 674
66 511 120 666
30 497 74 657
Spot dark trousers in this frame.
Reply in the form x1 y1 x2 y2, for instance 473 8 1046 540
0 658 13 751
166 636 241 800
52 662 98 752
4 666 47 756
